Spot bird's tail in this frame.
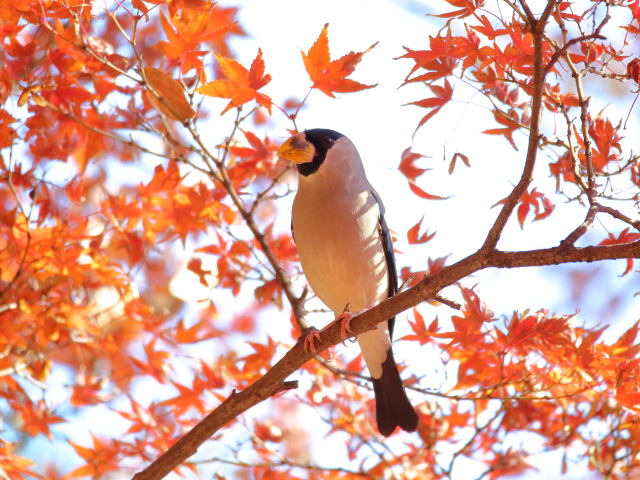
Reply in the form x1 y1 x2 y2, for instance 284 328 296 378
371 349 419 436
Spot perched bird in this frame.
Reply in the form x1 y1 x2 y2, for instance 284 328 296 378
277 128 418 436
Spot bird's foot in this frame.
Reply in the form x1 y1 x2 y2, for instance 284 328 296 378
300 327 322 354
336 307 366 343
299 308 366 353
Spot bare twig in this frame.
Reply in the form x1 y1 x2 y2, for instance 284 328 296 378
597 205 640 232
34 98 170 159
544 34 606 76
433 295 462 310
557 6 613 245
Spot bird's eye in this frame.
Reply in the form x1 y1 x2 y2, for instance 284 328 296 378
322 136 336 149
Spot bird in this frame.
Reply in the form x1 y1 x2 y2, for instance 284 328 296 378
277 128 418 437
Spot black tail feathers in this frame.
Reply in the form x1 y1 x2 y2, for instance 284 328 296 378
371 349 418 436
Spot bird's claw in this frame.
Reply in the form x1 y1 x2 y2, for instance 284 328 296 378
336 311 355 340
336 308 366 343
299 308 365 352
301 327 321 353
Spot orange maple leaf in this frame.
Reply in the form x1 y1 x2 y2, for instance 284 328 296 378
400 308 448 345
301 23 377 98
68 434 120 478
434 0 483 19
0 440 37 479
197 49 272 113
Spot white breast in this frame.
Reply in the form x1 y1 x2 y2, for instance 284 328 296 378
292 187 388 313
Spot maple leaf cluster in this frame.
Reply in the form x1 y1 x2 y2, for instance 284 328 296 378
402 288 640 478
0 0 639 479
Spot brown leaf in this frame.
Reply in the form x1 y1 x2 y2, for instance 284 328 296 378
448 152 470 174
627 58 640 84
143 66 196 122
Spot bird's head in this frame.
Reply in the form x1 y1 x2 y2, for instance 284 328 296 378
277 129 346 177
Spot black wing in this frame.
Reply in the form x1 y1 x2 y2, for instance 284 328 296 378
371 189 398 340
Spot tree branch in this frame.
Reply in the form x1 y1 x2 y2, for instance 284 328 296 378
199 456 376 478
133 239 640 480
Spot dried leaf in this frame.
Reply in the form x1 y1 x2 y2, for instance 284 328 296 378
448 152 470 174
143 66 196 122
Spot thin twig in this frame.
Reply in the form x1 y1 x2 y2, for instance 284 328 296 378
597 205 640 232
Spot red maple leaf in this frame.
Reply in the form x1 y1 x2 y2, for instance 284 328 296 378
301 24 377 98
599 228 640 275
513 188 555 227
197 49 272 113
407 217 436 245
409 79 453 131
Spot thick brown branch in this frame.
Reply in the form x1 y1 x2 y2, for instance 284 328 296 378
132 372 309 480
133 239 640 480
488 241 640 268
